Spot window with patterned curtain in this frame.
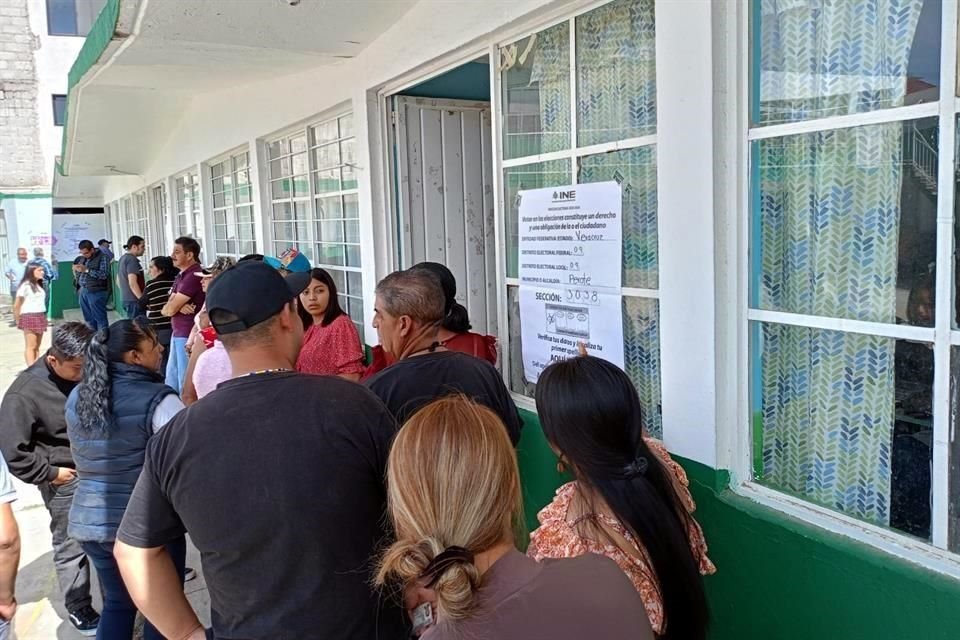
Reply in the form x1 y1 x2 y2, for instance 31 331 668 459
749 0 948 545
499 0 662 437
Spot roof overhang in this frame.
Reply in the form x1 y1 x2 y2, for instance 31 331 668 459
60 0 417 178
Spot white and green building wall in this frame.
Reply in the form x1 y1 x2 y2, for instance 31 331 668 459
54 0 960 637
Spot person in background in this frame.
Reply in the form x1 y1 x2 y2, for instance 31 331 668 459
0 456 19 640
365 269 521 444
363 262 496 379
181 257 237 404
66 319 187 640
161 237 205 392
376 396 652 640
529 356 714 640
0 322 100 636
13 262 48 365
32 247 57 312
118 236 146 320
97 239 114 262
75 240 111 331
296 268 364 380
142 256 179 375
113 261 406 639
5 248 28 327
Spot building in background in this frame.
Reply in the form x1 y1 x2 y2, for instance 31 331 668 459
51 1 960 638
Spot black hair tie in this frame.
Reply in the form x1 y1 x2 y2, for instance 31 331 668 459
622 455 649 479
419 546 474 588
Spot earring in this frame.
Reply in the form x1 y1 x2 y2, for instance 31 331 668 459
556 459 567 474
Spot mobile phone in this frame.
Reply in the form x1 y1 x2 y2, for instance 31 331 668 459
411 602 434 636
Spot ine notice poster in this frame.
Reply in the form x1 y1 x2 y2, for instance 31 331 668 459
517 182 624 383
51 214 106 262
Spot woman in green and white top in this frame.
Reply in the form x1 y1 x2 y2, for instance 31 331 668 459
13 262 48 365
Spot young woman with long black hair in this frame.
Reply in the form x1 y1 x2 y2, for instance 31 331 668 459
295 268 364 380
529 356 714 640
141 256 179 375
13 262 47 364
64 319 188 640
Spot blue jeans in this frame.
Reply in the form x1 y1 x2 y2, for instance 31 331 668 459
81 537 186 640
165 336 189 392
79 288 109 331
122 301 143 320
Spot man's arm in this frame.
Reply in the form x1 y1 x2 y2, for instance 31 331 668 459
114 542 204 640
181 339 206 406
0 503 20 622
161 292 192 318
0 393 60 485
127 273 144 299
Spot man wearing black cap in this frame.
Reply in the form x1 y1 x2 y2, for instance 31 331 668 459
114 261 406 640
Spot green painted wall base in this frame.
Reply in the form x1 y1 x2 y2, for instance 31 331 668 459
48 262 121 320
515 409 960 640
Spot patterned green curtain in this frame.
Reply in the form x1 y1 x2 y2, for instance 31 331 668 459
756 0 923 526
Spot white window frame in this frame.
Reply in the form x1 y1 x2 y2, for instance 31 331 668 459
173 169 202 242
263 112 365 336
733 0 960 575
206 148 256 260
490 3 661 417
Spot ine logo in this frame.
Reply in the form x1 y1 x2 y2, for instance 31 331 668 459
552 190 576 202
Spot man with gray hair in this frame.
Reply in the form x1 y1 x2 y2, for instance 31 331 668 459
365 268 522 443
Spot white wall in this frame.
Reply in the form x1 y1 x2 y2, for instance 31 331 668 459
27 0 84 187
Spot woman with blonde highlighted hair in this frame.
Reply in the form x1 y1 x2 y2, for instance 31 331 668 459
376 395 652 639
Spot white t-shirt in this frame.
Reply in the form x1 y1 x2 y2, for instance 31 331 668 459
152 395 186 434
16 282 45 313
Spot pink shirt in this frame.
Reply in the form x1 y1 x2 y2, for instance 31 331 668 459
193 340 232 398
295 314 364 377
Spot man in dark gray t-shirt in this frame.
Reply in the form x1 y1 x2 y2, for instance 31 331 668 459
117 236 146 320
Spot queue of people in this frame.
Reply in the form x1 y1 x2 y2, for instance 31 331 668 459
0 236 716 639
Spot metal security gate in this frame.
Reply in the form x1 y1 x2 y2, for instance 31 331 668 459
393 95 497 335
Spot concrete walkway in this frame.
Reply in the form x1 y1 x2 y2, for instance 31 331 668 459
0 308 210 638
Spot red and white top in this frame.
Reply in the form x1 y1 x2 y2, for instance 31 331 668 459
295 314 364 377
528 438 716 636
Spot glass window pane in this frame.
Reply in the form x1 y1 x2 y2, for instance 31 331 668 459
47 0 78 35
752 0 940 126
293 176 310 198
294 201 310 221
314 169 341 194
347 271 362 296
316 221 344 243
343 193 359 218
292 152 308 176
349 298 364 324
234 152 248 170
241 240 257 255
501 22 570 160
236 206 254 224
753 322 932 540
575 0 656 146
273 222 295 242
290 134 308 154
345 219 360 243
504 160 571 278
268 140 286 159
52 95 67 126
339 114 354 138
328 269 346 292
272 202 292 221
951 346 960 551
340 140 356 168
315 143 340 170
317 196 343 220
752 118 938 326
316 244 346 266
579 146 657 289
271 179 292 200
312 120 339 146
346 245 361 267
213 193 225 209
341 164 358 191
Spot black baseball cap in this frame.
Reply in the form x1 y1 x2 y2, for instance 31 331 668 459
206 260 310 335
97 238 111 246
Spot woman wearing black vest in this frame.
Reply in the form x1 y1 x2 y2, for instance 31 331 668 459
65 319 188 640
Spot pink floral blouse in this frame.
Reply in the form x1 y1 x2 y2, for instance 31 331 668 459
528 438 716 636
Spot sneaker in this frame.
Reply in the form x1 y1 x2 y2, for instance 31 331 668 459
185 566 198 582
68 605 100 636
